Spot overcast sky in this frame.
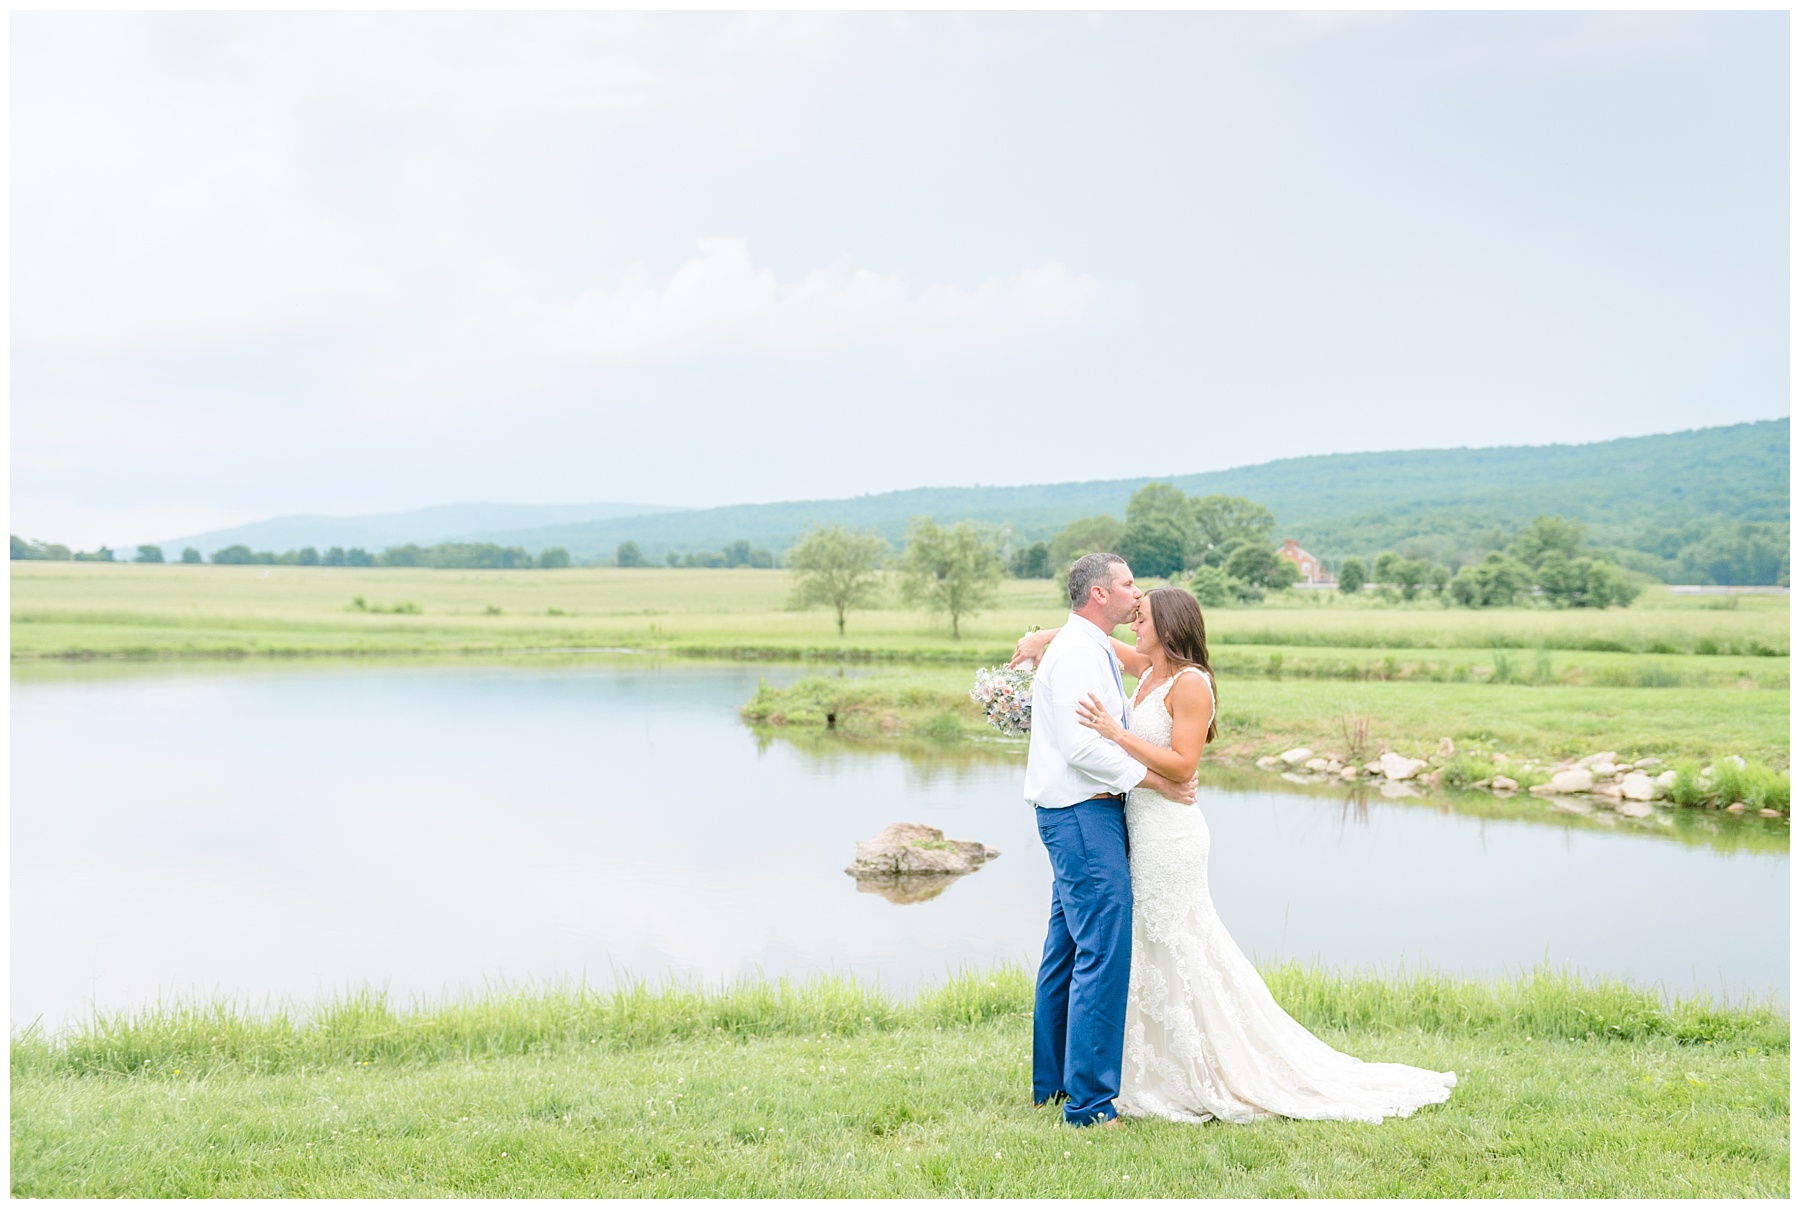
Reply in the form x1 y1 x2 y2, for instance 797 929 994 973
11 11 1789 548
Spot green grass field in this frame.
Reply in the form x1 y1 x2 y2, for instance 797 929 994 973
11 967 1786 1198
11 563 1790 662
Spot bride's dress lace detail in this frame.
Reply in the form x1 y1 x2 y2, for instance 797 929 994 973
1116 668 1456 1124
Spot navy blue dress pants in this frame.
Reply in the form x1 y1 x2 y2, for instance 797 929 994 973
1032 796 1132 1126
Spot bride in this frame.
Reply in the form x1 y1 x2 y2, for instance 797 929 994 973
1015 588 1455 1124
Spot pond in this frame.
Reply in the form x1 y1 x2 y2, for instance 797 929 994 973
11 659 1788 1031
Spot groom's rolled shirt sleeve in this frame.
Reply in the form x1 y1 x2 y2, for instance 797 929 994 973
1044 649 1147 794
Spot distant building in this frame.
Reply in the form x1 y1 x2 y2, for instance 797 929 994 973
1277 538 1337 588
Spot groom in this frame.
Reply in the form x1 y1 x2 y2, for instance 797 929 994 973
1025 552 1196 1126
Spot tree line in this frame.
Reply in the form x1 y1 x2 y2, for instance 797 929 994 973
10 536 577 569
1336 516 1640 609
615 539 774 569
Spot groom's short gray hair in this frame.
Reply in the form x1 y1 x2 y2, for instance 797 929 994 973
1068 552 1127 609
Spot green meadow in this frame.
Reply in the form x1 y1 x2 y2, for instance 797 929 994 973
10 562 1789 661
10 966 1787 1198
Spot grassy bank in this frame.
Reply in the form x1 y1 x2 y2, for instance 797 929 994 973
11 967 1787 1198
743 668 1792 774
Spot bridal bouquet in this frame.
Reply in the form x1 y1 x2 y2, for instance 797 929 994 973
970 664 1033 736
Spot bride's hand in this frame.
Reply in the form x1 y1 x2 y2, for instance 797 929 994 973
1009 628 1053 669
1075 693 1126 743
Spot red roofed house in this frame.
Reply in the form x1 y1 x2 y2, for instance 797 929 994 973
1277 539 1337 588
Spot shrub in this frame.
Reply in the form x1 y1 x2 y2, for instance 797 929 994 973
1439 753 1498 788
1669 761 1707 808
1709 759 1751 808
1186 565 1236 608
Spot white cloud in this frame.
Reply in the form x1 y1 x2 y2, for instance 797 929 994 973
555 238 1099 363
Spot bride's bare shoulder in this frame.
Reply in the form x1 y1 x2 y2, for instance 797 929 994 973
1167 667 1214 709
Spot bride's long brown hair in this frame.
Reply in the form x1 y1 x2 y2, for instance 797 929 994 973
1146 587 1217 742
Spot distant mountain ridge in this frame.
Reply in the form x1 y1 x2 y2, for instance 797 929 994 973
157 501 685 558
158 420 1788 581
453 420 1788 570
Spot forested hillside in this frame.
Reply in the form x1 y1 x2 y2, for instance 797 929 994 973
468 420 1789 583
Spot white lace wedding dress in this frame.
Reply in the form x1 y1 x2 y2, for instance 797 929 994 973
1116 667 1456 1124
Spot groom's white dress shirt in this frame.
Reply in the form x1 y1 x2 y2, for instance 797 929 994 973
1023 613 1148 809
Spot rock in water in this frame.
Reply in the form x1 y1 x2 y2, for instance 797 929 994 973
846 822 1001 882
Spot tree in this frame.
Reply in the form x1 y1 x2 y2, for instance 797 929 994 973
323 547 347 566
1537 553 1641 609
716 539 772 568
1117 514 1190 578
1010 541 1052 579
787 524 889 637
212 544 255 565
345 548 375 567
297 547 320 566
537 547 571 569
1448 552 1532 607
901 519 1003 639
616 541 648 568
1190 495 1277 567
1119 483 1200 577
10 536 68 560
1048 514 1124 573
1390 558 1430 601
181 547 202 564
1337 557 1367 594
1509 515 1585 569
135 545 165 563
1372 551 1402 585
1225 543 1298 591
1186 564 1237 608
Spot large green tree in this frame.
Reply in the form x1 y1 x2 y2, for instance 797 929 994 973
1048 514 1124 573
1449 553 1532 607
901 519 1003 640
1509 516 1586 569
1190 495 1277 567
1225 543 1298 590
788 524 890 637
1537 552 1641 608
1118 482 1199 578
